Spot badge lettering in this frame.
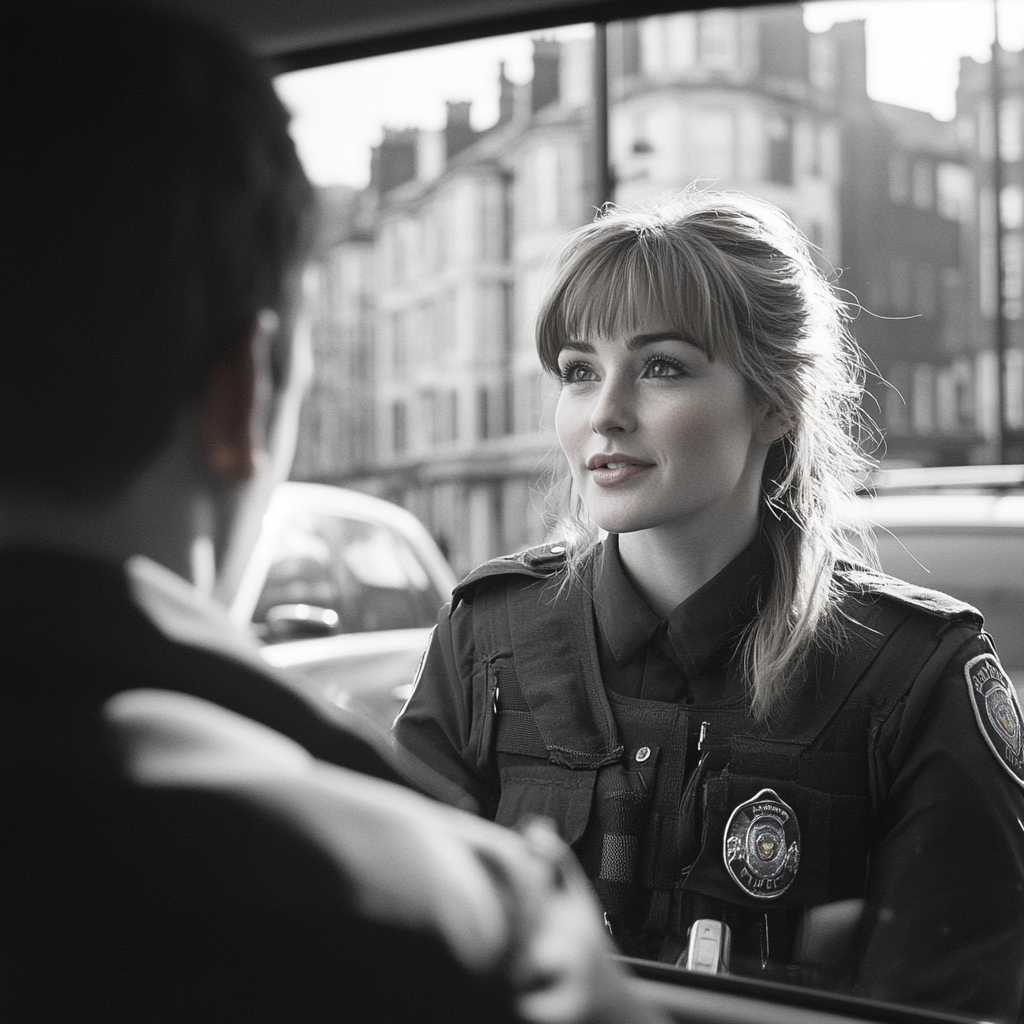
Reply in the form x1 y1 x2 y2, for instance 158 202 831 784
723 788 800 900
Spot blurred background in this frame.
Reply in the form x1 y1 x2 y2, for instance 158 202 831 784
274 0 1024 578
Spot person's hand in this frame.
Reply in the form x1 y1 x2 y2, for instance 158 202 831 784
501 817 671 1024
111 689 669 1023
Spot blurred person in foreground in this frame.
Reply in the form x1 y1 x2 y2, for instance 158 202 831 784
0 5 667 1023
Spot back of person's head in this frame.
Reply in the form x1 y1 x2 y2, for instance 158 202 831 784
537 190 876 719
2 0 314 501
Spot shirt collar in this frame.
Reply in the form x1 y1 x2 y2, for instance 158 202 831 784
593 532 772 674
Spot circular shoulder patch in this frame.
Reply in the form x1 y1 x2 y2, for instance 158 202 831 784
723 788 800 900
965 653 1024 790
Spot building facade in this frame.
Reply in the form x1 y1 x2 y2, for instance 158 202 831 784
293 14 1024 573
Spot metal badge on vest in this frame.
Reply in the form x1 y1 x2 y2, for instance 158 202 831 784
723 788 801 900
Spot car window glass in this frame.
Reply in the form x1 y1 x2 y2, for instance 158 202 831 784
253 510 445 638
273 3 1024 1016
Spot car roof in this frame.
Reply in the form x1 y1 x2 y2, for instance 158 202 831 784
136 0 769 68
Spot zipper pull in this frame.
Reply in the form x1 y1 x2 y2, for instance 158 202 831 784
698 720 709 752
492 684 500 715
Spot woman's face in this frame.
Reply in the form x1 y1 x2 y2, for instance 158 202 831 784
554 321 782 547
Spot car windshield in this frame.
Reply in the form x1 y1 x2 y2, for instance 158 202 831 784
273 2 1024 1017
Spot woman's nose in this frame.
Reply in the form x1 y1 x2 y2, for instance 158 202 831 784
590 378 636 435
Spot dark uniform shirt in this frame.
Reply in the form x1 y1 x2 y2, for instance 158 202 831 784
593 534 767 705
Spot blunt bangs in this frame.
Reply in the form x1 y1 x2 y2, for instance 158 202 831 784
536 218 746 374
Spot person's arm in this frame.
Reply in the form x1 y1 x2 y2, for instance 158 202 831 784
393 598 499 815
854 633 1024 1021
110 686 670 1024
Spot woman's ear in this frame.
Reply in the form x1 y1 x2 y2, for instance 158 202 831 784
196 320 265 483
755 405 794 446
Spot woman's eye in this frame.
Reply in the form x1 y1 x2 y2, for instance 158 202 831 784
643 357 684 379
559 361 596 384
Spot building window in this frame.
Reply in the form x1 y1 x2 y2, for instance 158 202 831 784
1007 349 1024 430
1002 185 1024 230
936 360 973 433
884 362 911 433
980 187 998 318
691 108 734 179
766 116 794 186
808 124 824 177
912 363 936 434
891 256 912 312
664 14 698 72
936 163 972 222
431 389 458 444
915 264 936 317
979 102 996 160
888 154 910 205
503 378 515 436
1004 232 1023 321
697 11 738 71
642 14 700 75
392 401 407 455
808 34 835 92
940 268 968 352
911 160 934 210
1000 96 1023 163
531 145 560 226
477 387 490 440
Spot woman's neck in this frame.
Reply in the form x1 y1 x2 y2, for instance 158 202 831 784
615 518 759 617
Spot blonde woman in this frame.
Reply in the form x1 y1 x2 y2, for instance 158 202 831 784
394 192 1024 1020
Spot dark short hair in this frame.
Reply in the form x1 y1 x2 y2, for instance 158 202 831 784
2 1 314 498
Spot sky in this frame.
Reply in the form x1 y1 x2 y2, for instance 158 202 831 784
275 0 1024 188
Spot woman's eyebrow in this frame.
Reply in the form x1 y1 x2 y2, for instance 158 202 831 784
561 331 692 355
625 331 687 350
560 339 596 354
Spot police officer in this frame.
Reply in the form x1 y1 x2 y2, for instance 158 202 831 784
394 192 1024 1023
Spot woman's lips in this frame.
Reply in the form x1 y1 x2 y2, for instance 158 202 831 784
587 455 654 487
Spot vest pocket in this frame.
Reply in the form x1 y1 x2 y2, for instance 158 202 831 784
684 773 866 912
495 763 597 846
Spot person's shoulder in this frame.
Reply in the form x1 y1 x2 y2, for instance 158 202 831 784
836 561 984 627
452 541 575 604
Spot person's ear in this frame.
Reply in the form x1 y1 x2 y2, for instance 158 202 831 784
755 404 794 446
196 318 268 483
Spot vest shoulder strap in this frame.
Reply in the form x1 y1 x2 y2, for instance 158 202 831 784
782 574 983 746
452 543 568 608
467 548 623 769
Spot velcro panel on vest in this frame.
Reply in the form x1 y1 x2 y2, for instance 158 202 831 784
494 763 597 846
493 660 549 759
506 574 622 768
729 741 871 798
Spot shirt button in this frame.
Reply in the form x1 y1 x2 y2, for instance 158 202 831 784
635 746 651 763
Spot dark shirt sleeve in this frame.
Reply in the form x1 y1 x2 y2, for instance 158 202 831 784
854 634 1024 1021
393 600 497 815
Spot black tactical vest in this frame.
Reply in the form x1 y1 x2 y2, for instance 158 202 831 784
457 546 984 981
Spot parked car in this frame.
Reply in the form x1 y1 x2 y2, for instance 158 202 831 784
229 482 456 732
853 464 1024 694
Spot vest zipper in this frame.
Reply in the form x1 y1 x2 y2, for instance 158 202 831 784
676 721 711 883
475 659 500 770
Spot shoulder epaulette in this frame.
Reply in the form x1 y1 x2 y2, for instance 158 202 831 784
839 564 983 625
452 543 568 605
